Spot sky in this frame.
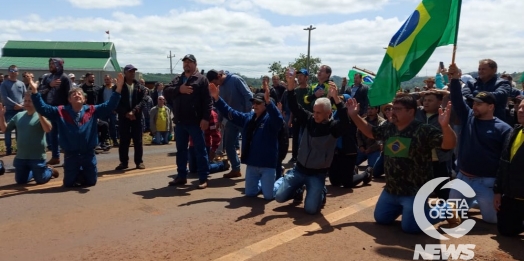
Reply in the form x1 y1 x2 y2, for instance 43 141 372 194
0 0 522 78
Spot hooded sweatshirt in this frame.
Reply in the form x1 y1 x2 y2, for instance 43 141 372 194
39 58 72 106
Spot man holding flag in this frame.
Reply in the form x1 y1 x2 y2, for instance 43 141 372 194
368 0 462 106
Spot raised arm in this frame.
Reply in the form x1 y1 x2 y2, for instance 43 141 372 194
448 64 470 124
346 98 374 139
209 83 248 127
284 69 311 125
28 80 58 120
438 101 457 150
38 114 52 133
95 73 123 117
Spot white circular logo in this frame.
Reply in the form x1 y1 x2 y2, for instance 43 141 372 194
413 177 476 240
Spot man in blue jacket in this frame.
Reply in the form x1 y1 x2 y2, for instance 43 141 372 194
29 73 123 187
210 82 282 200
449 63 512 224
207 69 253 179
462 59 511 122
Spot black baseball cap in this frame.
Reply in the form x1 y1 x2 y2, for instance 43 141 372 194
250 93 265 103
470 91 496 104
182 54 196 62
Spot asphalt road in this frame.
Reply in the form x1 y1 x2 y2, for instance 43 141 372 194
0 143 522 261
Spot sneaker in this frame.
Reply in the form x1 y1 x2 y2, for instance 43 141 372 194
95 145 103 150
115 163 128 170
293 185 305 203
223 170 242 178
363 167 373 185
222 159 231 170
136 163 145 169
287 157 297 164
51 168 60 178
47 158 60 165
198 180 208 189
168 177 187 186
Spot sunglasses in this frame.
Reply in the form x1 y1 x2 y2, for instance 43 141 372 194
9 69 18 73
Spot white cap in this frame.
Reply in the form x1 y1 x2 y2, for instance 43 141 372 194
68 73 75 78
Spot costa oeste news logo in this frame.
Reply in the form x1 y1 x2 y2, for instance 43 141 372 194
412 177 476 260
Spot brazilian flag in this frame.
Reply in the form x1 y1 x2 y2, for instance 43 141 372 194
368 0 462 106
348 68 374 87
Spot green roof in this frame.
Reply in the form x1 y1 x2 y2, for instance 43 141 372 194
2 41 114 59
0 57 116 71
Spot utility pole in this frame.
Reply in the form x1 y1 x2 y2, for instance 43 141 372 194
167 51 175 75
304 25 316 75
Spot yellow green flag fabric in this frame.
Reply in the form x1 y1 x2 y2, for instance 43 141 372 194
368 0 461 106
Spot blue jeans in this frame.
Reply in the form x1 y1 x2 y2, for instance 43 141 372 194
63 151 97 187
153 131 169 144
448 172 497 223
188 146 227 174
224 121 242 171
373 153 385 178
356 150 381 168
374 189 444 233
4 110 21 153
175 123 209 182
48 121 60 159
13 158 52 184
275 168 327 214
102 113 118 141
245 165 275 200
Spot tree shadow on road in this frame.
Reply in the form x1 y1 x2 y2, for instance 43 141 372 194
178 196 270 222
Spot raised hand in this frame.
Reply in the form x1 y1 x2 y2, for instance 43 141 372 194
346 98 360 117
285 68 296 91
263 80 270 104
115 73 124 93
448 64 460 80
28 79 38 94
438 101 452 127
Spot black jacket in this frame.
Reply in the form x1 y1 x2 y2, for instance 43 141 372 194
462 76 511 122
38 58 71 106
80 84 102 105
343 84 369 116
164 71 212 125
115 79 149 120
494 125 524 199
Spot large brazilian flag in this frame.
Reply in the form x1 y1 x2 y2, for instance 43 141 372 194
368 0 461 106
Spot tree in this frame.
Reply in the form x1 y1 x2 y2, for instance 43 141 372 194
268 53 322 84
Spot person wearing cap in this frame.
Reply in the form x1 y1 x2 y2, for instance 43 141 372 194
39 58 73 165
69 73 77 87
0 65 26 155
304 65 332 111
163 54 213 189
209 81 282 199
462 59 511 122
448 63 512 224
493 98 524 237
288 68 311 164
29 73 123 187
114 64 149 171
207 68 253 178
274 69 349 215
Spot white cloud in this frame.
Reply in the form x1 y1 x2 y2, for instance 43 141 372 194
0 0 522 79
252 0 390 16
67 0 141 9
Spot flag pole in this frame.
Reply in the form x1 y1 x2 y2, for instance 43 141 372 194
451 0 462 64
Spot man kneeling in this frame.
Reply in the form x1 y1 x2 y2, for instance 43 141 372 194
29 74 123 187
0 94 59 184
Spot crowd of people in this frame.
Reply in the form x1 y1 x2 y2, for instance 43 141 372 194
0 55 522 237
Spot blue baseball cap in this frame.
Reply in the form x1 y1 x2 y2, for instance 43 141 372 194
297 68 309 76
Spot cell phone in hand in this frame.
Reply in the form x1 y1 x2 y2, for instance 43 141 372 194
439 61 445 70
